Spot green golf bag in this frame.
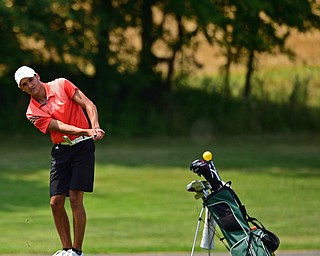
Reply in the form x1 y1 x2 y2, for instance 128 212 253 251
204 183 279 256
189 154 280 256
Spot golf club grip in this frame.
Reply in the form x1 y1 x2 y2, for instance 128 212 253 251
198 168 221 190
209 161 222 181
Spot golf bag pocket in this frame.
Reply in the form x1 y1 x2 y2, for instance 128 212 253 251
230 236 249 255
261 228 280 252
212 202 242 231
205 186 250 247
230 230 272 256
248 219 280 252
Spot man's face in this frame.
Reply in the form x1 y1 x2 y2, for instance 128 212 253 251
19 74 41 96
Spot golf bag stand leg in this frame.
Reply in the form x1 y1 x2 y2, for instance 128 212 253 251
190 206 211 256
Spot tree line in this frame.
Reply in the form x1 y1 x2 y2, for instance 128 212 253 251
1 0 319 136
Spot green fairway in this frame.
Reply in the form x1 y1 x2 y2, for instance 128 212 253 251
0 134 319 254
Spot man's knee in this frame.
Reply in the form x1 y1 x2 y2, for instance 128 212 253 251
50 195 66 212
69 190 84 209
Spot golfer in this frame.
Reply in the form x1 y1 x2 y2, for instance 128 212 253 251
14 66 105 256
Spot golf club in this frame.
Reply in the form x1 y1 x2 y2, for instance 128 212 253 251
202 151 223 184
190 151 223 191
62 135 95 146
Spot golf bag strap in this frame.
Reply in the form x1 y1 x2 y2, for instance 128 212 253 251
226 182 249 221
226 183 267 230
245 232 254 256
247 216 266 230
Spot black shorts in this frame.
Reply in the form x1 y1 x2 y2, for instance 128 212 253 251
50 139 95 197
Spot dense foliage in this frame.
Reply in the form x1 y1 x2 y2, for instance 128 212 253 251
0 0 319 136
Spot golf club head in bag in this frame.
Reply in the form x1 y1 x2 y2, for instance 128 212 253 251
190 159 222 191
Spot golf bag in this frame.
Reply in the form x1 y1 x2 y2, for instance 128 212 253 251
189 154 280 256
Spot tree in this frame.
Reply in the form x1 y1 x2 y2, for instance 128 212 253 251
207 0 320 100
1 0 319 134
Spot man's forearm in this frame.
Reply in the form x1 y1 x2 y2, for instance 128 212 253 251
86 103 100 129
48 119 91 136
72 89 101 129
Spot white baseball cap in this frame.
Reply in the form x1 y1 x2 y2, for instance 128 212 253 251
14 66 36 87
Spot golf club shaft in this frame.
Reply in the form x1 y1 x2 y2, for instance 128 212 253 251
63 135 94 145
208 161 222 182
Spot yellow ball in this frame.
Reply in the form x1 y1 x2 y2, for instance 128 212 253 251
202 151 212 161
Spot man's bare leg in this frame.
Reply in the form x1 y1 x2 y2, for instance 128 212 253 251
69 190 86 251
50 195 72 249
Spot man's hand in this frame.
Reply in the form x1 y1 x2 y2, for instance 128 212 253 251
91 128 105 140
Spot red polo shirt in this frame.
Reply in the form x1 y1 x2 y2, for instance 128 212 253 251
26 78 90 144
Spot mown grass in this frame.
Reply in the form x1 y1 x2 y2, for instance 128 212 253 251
0 133 319 254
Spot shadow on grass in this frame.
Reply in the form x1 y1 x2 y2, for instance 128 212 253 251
0 133 51 212
93 136 320 179
0 171 49 212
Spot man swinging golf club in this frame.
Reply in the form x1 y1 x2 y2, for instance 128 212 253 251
14 66 105 256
